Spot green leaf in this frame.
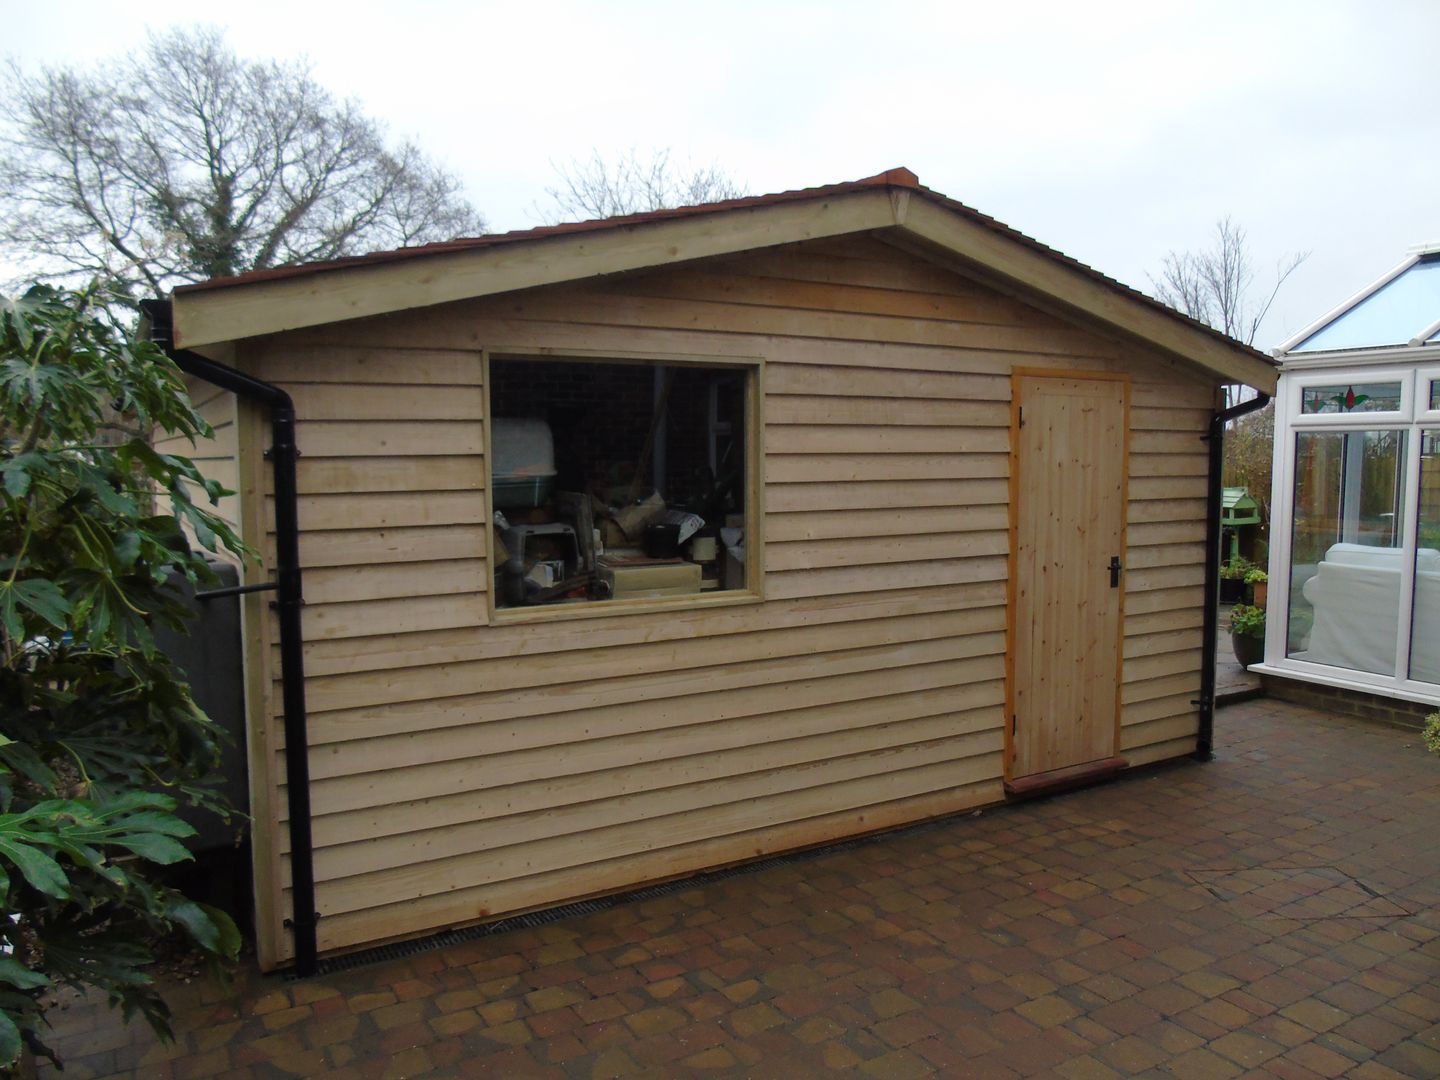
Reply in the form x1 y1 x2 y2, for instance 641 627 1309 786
0 957 47 992
110 831 191 865
1 460 31 498
0 837 69 898
112 530 142 570
0 1007 20 1070
198 902 242 960
6 578 71 630
167 899 220 955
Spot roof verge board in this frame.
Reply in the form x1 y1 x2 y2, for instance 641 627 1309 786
170 168 1277 390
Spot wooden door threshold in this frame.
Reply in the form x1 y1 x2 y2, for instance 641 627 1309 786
1004 756 1128 798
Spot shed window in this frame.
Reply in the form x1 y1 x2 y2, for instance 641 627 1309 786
486 356 753 612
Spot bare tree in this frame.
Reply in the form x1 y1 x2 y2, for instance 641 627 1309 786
0 27 483 297
1150 217 1308 347
540 149 747 223
1222 400 1276 525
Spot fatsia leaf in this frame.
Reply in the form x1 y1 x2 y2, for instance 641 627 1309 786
198 902 242 960
0 956 47 992
0 1008 20 1070
0 836 69 898
1 459 31 499
166 898 221 955
108 830 191 865
4 578 71 631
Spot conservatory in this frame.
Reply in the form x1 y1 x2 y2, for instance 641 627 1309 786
1260 245 1440 704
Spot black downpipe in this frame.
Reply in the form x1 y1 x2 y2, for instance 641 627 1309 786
142 302 319 977
1195 389 1272 760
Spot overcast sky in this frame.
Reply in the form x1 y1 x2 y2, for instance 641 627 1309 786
6 0 1438 348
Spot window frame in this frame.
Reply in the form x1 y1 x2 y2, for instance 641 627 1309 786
481 348 766 625
1285 366 1411 425
1265 363 1440 701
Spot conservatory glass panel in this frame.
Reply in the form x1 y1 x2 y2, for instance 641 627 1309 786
1431 380 1440 411
1410 430 1440 684
1292 257 1440 352
1299 381 1402 414
1287 430 1408 675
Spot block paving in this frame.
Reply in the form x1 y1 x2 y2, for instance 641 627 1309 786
38 698 1440 1077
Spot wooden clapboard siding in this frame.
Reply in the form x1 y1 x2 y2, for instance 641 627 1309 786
287 581 1000 680
291 702 1005 864
229 236 1224 965
155 376 242 553
289 735 1005 917
310 776 1003 954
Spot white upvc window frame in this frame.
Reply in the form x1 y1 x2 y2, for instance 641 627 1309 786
1262 363 1440 704
1419 365 1440 421
1285 366 1410 424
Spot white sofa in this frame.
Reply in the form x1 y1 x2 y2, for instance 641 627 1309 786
1298 542 1440 681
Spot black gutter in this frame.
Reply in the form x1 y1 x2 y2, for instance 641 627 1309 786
1195 389 1272 760
142 301 319 977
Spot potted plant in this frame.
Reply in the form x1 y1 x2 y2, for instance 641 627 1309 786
1245 567 1268 608
1229 603 1266 667
1219 556 1251 604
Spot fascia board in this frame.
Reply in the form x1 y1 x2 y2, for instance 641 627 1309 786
1274 254 1420 356
1278 342 1440 370
172 191 901 349
897 198 1278 393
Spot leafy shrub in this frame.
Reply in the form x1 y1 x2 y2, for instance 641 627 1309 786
0 285 244 1068
1220 556 1254 581
1229 604 1266 639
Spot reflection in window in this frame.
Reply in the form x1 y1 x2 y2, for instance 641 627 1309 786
1287 430 1408 675
1411 430 1440 682
1431 380 1440 411
1300 381 1403 414
488 358 750 610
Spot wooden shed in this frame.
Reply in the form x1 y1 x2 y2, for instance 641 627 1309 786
157 168 1279 972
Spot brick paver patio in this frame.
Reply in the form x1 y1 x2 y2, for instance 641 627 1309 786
38 698 1440 1078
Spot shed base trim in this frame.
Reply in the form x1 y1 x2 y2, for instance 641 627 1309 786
1004 756 1128 798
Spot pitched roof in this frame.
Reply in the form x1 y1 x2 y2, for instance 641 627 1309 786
170 168 1278 390
1280 246 1440 356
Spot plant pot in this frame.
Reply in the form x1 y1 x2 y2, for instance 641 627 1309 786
1251 581 1267 608
1231 632 1265 668
1220 579 1245 604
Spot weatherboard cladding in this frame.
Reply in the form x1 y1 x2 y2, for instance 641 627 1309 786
200 234 1220 965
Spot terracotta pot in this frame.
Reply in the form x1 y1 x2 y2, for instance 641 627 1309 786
1251 581 1268 608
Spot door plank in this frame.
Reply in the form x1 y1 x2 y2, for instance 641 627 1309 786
1011 375 1127 778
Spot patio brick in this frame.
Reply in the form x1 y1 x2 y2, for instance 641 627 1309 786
33 698 1440 1078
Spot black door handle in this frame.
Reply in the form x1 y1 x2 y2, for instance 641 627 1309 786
1109 556 1122 588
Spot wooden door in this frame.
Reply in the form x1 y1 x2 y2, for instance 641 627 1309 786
1010 373 1128 783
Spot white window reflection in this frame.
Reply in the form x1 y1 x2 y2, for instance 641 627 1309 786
1288 430 1407 675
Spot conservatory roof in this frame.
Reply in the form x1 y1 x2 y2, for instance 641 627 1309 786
1284 247 1440 355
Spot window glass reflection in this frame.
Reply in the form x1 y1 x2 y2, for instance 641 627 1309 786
1288 430 1407 675
1410 430 1440 682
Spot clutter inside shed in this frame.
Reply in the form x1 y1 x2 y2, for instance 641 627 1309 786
489 357 749 608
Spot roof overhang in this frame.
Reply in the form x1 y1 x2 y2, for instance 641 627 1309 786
170 175 1277 393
